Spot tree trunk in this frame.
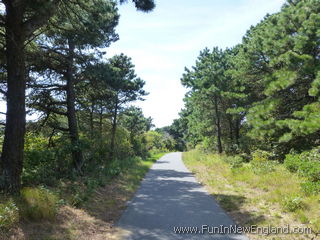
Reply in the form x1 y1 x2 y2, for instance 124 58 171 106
214 95 223 153
235 118 241 145
228 115 233 143
66 39 83 172
90 100 95 138
0 4 26 194
110 98 118 160
99 105 103 135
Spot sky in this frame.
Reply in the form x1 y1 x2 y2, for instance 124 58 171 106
106 0 286 128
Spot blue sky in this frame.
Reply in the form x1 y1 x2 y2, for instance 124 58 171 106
106 0 286 128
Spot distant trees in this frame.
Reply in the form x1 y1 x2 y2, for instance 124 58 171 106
182 48 231 153
0 0 155 194
120 106 153 155
87 55 148 159
178 0 320 157
181 47 245 153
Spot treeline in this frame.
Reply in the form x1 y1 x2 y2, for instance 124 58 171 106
0 0 161 195
175 0 320 159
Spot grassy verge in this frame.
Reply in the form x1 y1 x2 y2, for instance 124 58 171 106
0 152 166 240
183 150 320 240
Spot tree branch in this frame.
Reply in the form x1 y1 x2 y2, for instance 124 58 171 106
36 104 68 116
23 1 59 37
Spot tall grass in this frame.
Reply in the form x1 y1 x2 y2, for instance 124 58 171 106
19 187 58 221
183 150 320 238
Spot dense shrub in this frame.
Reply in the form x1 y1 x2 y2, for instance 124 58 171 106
251 150 273 162
0 200 19 231
250 150 277 174
285 148 320 175
145 131 175 153
284 153 300 173
284 148 320 194
301 182 320 195
114 127 134 159
222 155 245 169
23 133 73 185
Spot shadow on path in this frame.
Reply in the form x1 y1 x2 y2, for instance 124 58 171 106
117 152 253 240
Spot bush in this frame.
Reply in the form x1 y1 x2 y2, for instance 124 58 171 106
251 150 273 162
0 200 19 231
284 153 300 173
20 187 58 221
282 195 303 212
301 182 320 195
285 148 320 178
197 137 216 153
251 150 277 174
284 148 320 194
298 160 320 182
222 155 245 169
23 133 73 185
105 160 122 177
67 183 89 207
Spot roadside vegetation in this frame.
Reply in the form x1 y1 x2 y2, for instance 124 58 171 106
183 149 319 240
0 0 319 239
166 1 320 239
0 152 166 239
0 0 174 238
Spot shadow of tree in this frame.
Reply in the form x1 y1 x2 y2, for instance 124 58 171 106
4 153 261 240
10 205 117 240
212 194 265 226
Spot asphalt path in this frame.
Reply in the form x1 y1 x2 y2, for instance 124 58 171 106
117 152 249 240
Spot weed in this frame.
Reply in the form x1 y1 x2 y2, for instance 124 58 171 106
301 182 320 195
0 199 19 231
282 195 303 212
296 210 309 224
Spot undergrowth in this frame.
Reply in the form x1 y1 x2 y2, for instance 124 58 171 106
183 149 320 239
0 152 166 237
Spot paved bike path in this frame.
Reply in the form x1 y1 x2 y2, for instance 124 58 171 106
117 152 249 240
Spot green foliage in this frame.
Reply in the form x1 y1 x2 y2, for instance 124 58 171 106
0 200 19 231
64 154 160 207
301 182 320 195
222 155 245 169
113 126 134 159
284 153 301 173
145 130 174 152
285 148 320 194
200 137 217 153
23 133 71 185
241 0 320 155
282 195 303 212
119 107 153 157
177 0 320 160
20 187 58 221
120 0 155 12
162 117 188 151
66 179 100 207
251 150 273 163
181 47 244 153
183 149 320 235
285 149 320 180
250 150 277 174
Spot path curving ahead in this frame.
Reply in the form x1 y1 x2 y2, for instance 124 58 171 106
117 152 249 240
